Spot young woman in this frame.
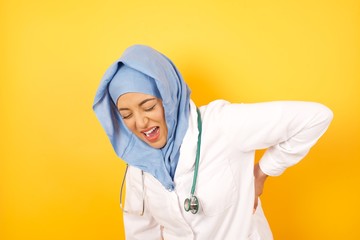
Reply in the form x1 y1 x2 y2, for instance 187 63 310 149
93 45 333 239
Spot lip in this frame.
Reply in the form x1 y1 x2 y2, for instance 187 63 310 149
141 126 160 142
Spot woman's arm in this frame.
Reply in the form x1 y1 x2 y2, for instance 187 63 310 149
256 102 333 176
205 100 333 212
205 100 333 175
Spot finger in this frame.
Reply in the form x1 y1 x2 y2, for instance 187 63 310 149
253 196 258 214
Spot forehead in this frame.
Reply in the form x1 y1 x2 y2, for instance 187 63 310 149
116 92 157 107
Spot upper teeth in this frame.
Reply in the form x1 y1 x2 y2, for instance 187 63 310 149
144 127 157 136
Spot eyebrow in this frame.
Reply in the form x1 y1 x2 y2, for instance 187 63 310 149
118 98 157 111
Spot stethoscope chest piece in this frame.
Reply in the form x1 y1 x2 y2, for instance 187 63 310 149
184 195 199 214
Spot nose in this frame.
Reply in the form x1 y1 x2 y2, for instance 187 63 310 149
135 113 149 129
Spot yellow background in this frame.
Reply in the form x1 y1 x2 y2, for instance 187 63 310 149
1 0 359 239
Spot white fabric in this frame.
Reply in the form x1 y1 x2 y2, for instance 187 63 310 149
122 100 333 240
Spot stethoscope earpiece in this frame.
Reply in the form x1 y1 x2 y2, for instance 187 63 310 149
184 195 199 214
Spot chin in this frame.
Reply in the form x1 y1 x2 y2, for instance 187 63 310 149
150 142 166 149
147 138 167 149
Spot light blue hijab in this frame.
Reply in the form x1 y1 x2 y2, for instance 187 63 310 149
93 45 191 190
108 65 161 102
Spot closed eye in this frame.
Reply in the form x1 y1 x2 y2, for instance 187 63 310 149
145 104 156 112
121 113 132 119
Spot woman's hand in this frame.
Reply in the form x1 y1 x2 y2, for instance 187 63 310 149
253 163 268 213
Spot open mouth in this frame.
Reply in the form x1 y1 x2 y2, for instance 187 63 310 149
142 127 160 142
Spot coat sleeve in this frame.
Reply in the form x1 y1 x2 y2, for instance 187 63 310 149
203 100 333 176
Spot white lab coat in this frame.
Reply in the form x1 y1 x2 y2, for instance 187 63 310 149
122 100 333 240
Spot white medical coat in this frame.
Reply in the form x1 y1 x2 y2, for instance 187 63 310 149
123 100 333 240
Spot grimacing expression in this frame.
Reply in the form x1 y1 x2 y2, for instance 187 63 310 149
116 92 168 149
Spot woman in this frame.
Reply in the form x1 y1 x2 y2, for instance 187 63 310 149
93 45 333 239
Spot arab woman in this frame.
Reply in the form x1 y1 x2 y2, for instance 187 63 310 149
93 45 333 240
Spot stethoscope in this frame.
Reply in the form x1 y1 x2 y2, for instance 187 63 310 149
119 108 202 215
183 108 202 214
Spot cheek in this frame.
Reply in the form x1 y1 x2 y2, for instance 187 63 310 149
155 110 166 125
157 111 168 132
157 105 166 119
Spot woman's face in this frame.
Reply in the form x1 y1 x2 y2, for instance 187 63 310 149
116 92 168 149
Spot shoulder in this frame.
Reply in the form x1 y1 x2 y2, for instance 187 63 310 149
199 99 234 119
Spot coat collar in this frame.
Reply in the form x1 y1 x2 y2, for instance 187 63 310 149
175 100 200 178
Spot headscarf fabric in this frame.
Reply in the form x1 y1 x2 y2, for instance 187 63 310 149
108 64 161 103
93 45 191 190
